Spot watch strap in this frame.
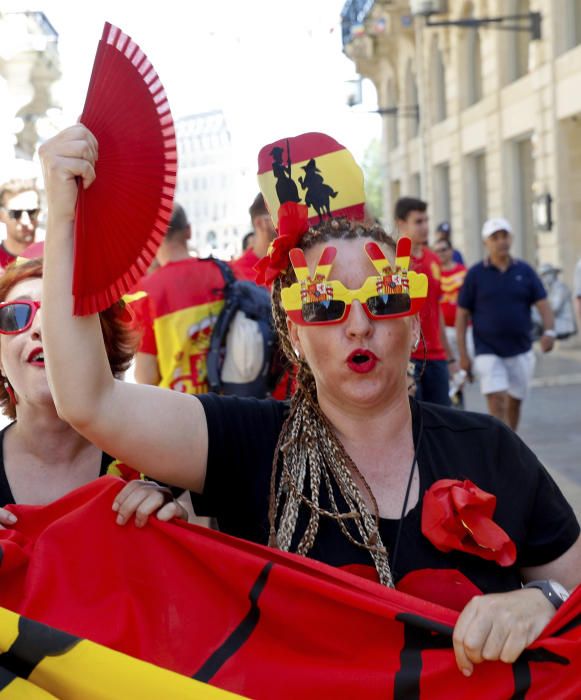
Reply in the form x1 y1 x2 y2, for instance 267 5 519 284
523 579 569 610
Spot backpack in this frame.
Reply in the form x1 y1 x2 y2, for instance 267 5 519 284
206 257 277 398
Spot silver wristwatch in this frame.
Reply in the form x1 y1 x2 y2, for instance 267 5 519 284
523 579 569 609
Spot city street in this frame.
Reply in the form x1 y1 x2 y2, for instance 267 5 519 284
463 339 581 517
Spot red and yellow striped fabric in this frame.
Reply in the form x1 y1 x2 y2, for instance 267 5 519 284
257 133 365 227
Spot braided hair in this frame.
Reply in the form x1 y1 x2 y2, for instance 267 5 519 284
269 217 398 587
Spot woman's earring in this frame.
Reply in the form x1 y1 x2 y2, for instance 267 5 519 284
1 374 16 405
293 347 301 359
412 338 420 352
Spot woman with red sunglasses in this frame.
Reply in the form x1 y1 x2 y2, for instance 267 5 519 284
38 125 580 679
0 256 188 529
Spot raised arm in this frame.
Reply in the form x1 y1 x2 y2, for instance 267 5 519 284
40 125 207 492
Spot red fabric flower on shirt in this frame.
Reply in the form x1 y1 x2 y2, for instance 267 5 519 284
421 479 516 567
254 202 309 286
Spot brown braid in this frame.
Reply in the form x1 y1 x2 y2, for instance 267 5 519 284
269 217 398 587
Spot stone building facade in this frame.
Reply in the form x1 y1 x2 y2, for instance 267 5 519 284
342 0 581 282
175 110 253 258
0 11 60 175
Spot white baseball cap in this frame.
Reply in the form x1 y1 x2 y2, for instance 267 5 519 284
481 217 512 240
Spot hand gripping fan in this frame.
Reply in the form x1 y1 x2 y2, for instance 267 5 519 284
73 22 177 315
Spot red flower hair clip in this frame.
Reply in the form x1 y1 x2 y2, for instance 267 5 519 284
421 479 517 567
254 202 309 286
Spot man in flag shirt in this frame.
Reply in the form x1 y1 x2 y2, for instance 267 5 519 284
434 237 468 346
395 197 456 406
129 203 226 393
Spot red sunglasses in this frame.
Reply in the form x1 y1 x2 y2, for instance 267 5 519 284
0 300 41 334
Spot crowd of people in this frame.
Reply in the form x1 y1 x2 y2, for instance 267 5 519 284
0 121 579 684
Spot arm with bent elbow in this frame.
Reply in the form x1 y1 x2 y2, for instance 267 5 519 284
135 352 161 386
41 126 112 428
40 125 208 493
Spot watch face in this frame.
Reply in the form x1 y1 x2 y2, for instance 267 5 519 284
550 580 569 602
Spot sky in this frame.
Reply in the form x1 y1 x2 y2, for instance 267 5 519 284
3 0 381 169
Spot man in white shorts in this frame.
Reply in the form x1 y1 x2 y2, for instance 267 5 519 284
456 218 555 430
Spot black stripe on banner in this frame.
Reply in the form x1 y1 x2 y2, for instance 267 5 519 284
395 612 454 637
0 616 80 680
510 647 570 700
552 613 581 637
393 614 454 700
0 666 17 692
193 561 273 683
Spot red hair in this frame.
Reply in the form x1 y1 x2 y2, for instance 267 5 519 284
0 258 137 419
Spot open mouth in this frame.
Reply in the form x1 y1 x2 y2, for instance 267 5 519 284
347 349 378 374
27 349 45 365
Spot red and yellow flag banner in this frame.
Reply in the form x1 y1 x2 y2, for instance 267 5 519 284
1 478 580 699
0 606 239 699
257 133 365 228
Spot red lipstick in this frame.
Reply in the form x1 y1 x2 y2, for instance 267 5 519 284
27 347 45 367
346 348 378 374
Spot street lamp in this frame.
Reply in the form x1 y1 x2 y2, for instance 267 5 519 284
373 106 420 121
532 193 553 232
410 0 542 40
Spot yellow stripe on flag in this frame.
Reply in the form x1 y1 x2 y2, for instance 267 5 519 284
258 149 364 227
0 607 242 700
123 290 148 304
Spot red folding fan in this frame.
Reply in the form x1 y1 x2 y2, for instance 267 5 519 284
73 22 177 315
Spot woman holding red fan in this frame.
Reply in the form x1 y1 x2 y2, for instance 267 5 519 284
39 125 580 679
0 253 187 527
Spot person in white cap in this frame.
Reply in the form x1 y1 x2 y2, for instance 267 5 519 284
456 218 555 430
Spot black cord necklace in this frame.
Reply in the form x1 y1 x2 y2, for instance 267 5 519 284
389 404 424 579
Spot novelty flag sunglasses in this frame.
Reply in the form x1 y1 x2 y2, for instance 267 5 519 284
0 300 41 334
281 237 428 326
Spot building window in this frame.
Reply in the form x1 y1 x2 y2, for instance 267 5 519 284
410 173 421 197
561 0 581 52
387 78 399 149
504 0 530 83
461 4 483 108
464 152 487 257
433 163 451 225
405 60 420 138
431 36 447 122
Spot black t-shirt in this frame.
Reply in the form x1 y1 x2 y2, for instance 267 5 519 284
192 395 579 595
0 423 113 506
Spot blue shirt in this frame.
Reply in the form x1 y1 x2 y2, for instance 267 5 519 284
458 258 546 357
452 249 464 265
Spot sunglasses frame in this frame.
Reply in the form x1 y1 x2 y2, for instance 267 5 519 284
281 239 428 326
0 300 41 335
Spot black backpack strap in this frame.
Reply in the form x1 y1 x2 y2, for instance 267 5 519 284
204 256 236 393
203 255 236 287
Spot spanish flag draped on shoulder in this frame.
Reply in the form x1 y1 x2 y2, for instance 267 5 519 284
0 478 580 699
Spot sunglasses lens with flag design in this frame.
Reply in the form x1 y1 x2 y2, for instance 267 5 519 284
302 300 346 323
0 302 36 334
366 293 411 317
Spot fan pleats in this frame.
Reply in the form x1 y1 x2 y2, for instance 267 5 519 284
73 22 177 315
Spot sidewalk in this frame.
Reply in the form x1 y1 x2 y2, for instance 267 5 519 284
464 340 581 517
